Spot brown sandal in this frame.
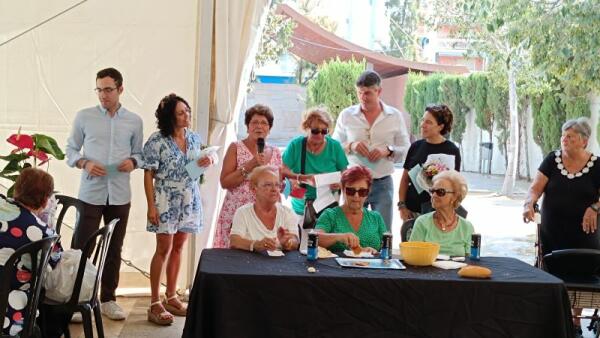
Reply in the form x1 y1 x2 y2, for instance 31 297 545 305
162 294 187 316
147 301 173 325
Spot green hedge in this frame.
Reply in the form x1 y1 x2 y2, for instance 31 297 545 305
403 72 591 154
307 57 366 123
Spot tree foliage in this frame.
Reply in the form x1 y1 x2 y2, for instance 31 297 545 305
306 58 365 123
528 1 600 95
439 76 468 144
384 0 421 60
255 5 295 68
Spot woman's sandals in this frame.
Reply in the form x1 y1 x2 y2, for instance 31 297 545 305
147 301 174 325
162 294 188 316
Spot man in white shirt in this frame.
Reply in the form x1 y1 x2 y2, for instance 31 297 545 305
333 70 410 230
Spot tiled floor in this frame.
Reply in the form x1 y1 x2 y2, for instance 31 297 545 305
67 296 186 338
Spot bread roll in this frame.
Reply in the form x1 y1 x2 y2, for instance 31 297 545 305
458 265 492 279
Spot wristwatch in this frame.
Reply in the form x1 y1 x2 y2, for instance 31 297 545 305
591 204 600 213
387 145 394 157
397 201 406 210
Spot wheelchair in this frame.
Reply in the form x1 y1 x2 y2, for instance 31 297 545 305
535 206 600 337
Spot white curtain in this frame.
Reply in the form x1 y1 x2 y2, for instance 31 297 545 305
190 0 271 283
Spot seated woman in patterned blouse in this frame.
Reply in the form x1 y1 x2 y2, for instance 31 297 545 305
0 168 62 337
316 166 387 254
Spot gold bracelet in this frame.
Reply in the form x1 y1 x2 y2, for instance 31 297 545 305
240 166 249 179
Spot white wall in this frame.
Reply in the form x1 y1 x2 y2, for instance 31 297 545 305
0 0 201 287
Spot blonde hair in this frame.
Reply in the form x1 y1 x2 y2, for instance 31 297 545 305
432 170 468 208
248 165 279 186
301 107 333 131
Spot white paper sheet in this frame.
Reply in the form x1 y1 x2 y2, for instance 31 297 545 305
313 185 339 213
313 171 342 187
425 153 456 170
267 250 285 257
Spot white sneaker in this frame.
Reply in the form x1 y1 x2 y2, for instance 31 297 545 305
70 312 83 323
100 301 126 321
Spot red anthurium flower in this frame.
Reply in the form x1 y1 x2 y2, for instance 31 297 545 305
27 149 49 163
7 133 34 150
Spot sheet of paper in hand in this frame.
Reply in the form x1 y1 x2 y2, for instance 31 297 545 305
313 171 342 187
185 160 207 180
408 164 424 194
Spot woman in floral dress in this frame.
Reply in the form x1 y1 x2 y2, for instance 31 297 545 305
213 104 283 248
143 94 216 325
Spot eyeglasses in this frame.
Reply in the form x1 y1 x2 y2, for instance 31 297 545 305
250 120 270 126
345 187 369 197
429 188 455 197
310 128 329 135
94 87 118 94
258 182 279 190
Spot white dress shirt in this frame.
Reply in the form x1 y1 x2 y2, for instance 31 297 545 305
333 101 410 179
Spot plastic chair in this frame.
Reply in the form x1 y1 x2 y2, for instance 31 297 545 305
54 194 85 242
40 219 118 338
0 235 60 338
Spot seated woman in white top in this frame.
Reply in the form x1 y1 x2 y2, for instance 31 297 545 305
230 165 299 252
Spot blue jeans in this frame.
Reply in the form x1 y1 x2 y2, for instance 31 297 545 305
364 175 394 231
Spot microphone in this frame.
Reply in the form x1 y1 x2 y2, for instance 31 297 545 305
257 138 265 153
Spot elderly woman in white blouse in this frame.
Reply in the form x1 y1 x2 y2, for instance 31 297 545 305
230 166 299 252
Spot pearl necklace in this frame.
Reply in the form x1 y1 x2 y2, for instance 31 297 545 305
555 150 597 179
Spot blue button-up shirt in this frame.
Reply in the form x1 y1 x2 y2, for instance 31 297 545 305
66 105 143 205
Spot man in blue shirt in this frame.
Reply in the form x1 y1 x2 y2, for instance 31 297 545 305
66 67 143 320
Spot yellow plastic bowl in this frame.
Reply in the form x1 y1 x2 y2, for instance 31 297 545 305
400 241 440 266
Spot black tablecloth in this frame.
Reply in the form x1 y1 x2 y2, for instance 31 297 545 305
182 249 574 338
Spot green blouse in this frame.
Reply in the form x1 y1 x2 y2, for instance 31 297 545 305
409 212 474 256
316 207 387 252
282 135 348 215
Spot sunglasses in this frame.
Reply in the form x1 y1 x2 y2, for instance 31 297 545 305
310 128 329 135
345 187 369 197
429 188 455 197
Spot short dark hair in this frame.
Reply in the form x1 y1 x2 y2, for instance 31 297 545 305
244 104 274 128
425 104 454 135
155 93 191 137
355 70 381 88
96 67 123 87
13 168 54 210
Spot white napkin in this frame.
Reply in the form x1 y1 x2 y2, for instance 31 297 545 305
267 250 285 257
432 260 467 270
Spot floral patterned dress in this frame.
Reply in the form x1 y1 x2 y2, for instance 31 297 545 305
142 130 205 234
0 195 61 336
212 141 282 248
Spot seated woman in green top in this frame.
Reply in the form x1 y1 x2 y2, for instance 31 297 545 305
409 170 474 256
316 166 387 254
282 107 349 216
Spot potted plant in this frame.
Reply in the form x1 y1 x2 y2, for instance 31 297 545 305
0 127 65 197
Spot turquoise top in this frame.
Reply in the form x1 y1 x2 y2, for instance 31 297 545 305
409 212 474 256
282 135 348 215
316 207 387 252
